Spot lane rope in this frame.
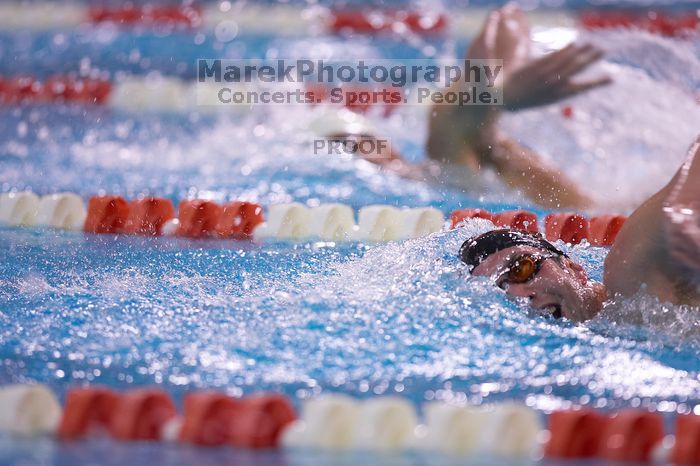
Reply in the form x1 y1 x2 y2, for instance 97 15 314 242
0 190 627 245
0 3 696 37
0 383 695 463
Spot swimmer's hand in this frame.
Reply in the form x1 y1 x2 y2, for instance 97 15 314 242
502 43 611 111
467 3 531 74
466 3 610 111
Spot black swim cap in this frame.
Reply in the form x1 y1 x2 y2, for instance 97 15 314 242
459 229 566 272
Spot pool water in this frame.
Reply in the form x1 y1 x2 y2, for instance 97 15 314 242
2 1 700 465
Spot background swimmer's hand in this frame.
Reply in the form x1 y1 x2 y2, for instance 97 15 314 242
467 3 531 73
467 4 610 111
502 43 611 111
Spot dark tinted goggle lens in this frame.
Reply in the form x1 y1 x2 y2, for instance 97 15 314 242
507 255 540 284
497 253 559 288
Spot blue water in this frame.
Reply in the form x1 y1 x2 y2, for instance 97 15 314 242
2 1 700 465
0 436 602 466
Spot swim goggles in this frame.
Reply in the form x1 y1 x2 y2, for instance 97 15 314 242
495 252 562 290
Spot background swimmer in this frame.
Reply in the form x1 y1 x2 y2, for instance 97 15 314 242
462 136 700 321
321 4 611 209
428 3 610 209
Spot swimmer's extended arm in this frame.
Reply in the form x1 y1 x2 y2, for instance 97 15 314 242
426 4 608 208
662 136 700 272
604 136 700 304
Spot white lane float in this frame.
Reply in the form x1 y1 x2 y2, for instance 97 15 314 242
421 402 489 454
282 394 360 449
353 205 402 241
35 193 86 230
477 403 542 458
202 4 316 36
308 204 355 241
421 402 541 458
189 80 263 112
397 207 445 240
253 203 312 240
351 397 418 451
0 191 40 226
108 77 189 113
0 3 84 29
0 384 62 436
107 77 268 114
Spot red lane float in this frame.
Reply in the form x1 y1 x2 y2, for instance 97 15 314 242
83 196 263 239
493 210 539 233
545 213 590 245
55 388 295 447
41 76 112 105
450 208 495 228
178 392 296 448
0 75 111 105
0 76 40 104
598 410 664 462
580 10 700 37
179 392 242 446
329 10 447 34
87 5 202 28
216 201 264 239
588 215 626 246
109 389 177 441
123 197 175 236
228 394 297 449
176 200 223 239
84 196 130 234
544 409 608 459
671 415 700 465
57 388 120 440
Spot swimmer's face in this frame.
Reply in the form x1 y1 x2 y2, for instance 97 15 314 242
471 245 604 322
328 134 398 164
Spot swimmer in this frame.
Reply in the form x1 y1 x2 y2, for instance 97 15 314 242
427 3 610 209
316 4 610 208
459 136 700 322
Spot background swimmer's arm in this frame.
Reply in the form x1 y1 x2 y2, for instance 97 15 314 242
426 4 607 209
489 136 593 209
426 107 591 208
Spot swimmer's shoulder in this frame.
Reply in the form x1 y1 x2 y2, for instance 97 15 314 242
604 186 700 305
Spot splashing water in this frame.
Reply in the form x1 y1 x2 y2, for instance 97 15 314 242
2 215 700 414
1 26 700 417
